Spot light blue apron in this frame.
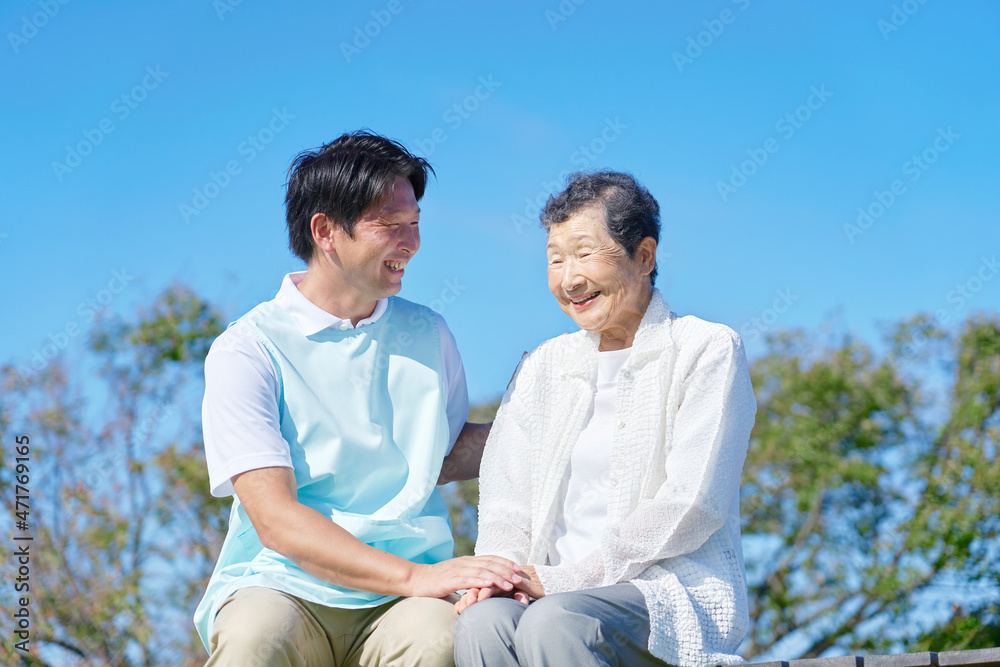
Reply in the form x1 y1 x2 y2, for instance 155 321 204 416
194 297 455 649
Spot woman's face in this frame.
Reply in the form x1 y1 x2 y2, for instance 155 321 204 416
546 205 655 345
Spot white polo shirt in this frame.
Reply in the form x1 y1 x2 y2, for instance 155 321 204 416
201 271 470 497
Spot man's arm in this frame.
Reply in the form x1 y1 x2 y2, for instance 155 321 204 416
437 421 491 485
234 465 522 598
438 352 528 485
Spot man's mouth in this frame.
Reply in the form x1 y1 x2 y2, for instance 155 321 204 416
570 292 600 309
384 260 406 272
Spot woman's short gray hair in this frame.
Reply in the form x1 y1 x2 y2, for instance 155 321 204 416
540 171 661 285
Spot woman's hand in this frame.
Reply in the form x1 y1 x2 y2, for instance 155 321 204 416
454 585 530 614
512 565 546 599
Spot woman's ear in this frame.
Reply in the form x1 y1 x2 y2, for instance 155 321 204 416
636 236 657 276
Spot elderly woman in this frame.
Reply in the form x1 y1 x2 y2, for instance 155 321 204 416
453 172 757 667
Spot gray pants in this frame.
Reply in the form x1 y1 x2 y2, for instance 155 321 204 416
453 583 669 667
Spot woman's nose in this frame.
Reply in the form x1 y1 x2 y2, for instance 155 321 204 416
560 261 583 291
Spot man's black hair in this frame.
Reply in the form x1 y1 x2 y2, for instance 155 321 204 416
285 130 433 262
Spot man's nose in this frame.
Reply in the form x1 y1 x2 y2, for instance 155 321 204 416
399 224 419 254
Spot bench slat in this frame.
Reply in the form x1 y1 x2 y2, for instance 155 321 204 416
938 649 1000 667
789 656 863 667
865 653 938 667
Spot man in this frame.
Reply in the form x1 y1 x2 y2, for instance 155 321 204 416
194 130 520 666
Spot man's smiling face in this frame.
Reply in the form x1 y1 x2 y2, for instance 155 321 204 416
333 174 421 302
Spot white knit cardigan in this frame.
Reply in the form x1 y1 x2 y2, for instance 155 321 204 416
475 290 757 666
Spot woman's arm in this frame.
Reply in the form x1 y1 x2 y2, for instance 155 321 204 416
535 331 756 593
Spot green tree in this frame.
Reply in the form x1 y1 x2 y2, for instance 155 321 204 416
0 285 227 666
4 288 996 664
741 312 1000 658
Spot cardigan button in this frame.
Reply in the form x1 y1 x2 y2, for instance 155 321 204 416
611 477 619 486
617 421 626 429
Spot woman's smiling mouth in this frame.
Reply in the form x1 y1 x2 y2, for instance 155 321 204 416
570 291 600 309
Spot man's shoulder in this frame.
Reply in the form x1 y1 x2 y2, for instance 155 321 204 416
236 298 285 328
386 297 449 340
204 320 274 376
387 295 437 319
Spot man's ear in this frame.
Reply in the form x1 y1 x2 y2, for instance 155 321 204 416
636 236 657 276
311 213 337 255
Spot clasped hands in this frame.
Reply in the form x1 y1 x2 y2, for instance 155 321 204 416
454 565 545 614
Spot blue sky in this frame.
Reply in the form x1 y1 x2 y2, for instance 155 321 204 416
2 0 998 403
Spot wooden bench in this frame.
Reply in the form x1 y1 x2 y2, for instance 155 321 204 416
752 648 1000 667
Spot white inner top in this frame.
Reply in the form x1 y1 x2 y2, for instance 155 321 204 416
548 346 631 566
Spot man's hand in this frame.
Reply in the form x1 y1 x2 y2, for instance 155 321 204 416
406 556 523 599
512 565 546 599
454 585 530 614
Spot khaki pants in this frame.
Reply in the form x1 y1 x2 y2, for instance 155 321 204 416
206 586 460 667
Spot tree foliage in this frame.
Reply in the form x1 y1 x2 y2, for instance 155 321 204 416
0 285 227 666
1 288 996 663
741 313 1000 658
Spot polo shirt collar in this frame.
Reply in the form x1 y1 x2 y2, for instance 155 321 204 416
274 271 387 336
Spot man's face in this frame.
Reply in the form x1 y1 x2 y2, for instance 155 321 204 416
333 175 421 302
